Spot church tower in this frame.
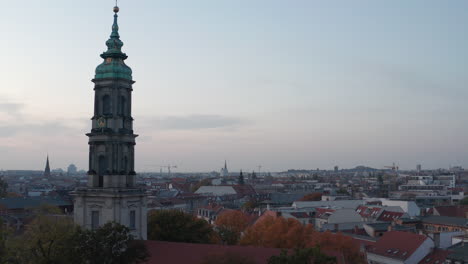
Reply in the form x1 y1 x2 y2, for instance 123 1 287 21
43 155 51 178
72 5 147 240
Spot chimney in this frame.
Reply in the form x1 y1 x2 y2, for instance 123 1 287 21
334 224 339 232
387 225 393 232
354 225 359 234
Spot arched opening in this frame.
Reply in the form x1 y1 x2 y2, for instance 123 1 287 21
123 156 128 173
119 96 126 116
98 155 107 187
102 95 111 115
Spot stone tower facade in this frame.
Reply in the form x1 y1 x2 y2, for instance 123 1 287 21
72 5 147 240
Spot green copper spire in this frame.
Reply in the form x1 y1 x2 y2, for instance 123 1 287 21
95 5 133 81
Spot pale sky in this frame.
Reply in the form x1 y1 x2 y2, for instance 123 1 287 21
0 0 468 172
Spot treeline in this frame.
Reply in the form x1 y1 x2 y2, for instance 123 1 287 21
148 210 365 264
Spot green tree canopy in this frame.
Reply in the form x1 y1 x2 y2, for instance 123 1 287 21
71 222 148 264
460 196 468 205
148 210 217 244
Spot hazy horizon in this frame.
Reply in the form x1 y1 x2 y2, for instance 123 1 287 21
1 1 468 172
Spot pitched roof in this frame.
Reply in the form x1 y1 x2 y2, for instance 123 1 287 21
232 185 256 197
377 210 404 222
418 249 451 264
144 241 346 264
315 208 335 218
421 215 468 227
367 231 428 260
356 205 382 218
144 241 280 264
434 205 468 218
0 197 71 210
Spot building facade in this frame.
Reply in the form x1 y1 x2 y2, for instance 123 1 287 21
72 5 147 239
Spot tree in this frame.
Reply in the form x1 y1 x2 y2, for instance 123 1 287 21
201 252 256 264
311 231 364 264
148 210 217 244
71 222 148 264
268 248 336 264
4 213 77 264
3 206 147 264
215 210 249 245
240 216 316 249
0 178 8 198
459 196 468 205
242 199 259 212
238 171 245 185
299 192 322 201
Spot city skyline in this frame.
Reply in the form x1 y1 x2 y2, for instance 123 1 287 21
1 0 468 171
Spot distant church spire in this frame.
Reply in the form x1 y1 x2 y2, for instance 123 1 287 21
44 155 51 178
220 160 229 177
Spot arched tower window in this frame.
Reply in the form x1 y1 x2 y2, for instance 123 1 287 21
98 155 107 187
98 155 107 176
123 156 128 172
102 95 111 115
119 96 126 115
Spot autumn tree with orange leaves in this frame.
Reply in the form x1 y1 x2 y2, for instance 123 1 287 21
215 210 249 245
240 215 316 249
240 216 365 264
311 231 364 264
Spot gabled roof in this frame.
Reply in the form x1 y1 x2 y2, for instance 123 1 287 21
315 208 335 218
144 241 280 264
417 248 451 264
289 212 310 218
367 231 428 260
0 197 71 210
356 205 382 218
421 215 468 227
377 211 404 222
143 241 346 264
434 205 468 218
232 185 256 197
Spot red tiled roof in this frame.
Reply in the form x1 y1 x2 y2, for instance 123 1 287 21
356 206 382 218
377 210 404 222
144 241 280 264
199 203 223 212
144 241 347 264
417 249 451 264
290 212 310 218
434 205 468 218
367 231 428 260
315 208 335 218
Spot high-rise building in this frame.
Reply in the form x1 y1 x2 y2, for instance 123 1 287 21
72 5 147 239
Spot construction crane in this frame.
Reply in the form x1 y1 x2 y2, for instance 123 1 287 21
144 164 178 177
384 163 399 172
157 164 177 177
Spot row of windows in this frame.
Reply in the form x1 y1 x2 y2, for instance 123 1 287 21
91 210 136 230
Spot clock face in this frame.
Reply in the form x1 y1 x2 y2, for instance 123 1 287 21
97 117 106 128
